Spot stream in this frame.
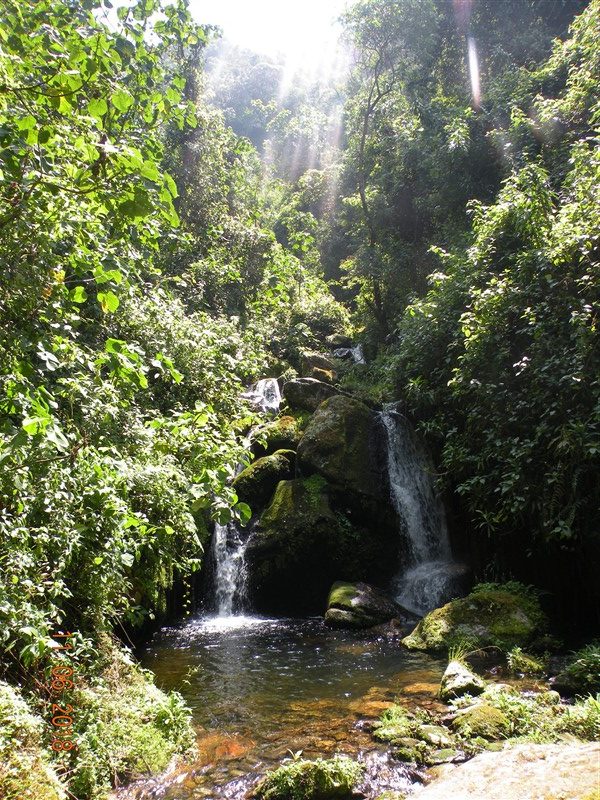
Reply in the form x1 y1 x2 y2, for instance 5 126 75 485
116 615 447 799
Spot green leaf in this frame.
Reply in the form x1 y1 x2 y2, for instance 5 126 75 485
87 98 108 119
70 285 88 303
98 291 120 313
111 89 133 113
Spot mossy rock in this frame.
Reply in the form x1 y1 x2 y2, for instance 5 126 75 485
283 378 339 411
326 333 353 348
300 351 338 379
402 583 547 654
246 478 375 614
297 394 389 508
254 416 304 456
252 756 364 800
452 703 511 740
325 581 404 629
312 367 335 383
440 660 486 701
232 450 296 508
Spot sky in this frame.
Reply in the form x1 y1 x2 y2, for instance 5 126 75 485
188 0 349 73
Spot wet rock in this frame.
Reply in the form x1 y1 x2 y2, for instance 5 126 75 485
451 703 511 740
402 583 547 654
439 660 486 701
246 478 379 614
297 395 391 519
253 416 304 456
232 450 296 509
283 377 339 411
325 582 405 629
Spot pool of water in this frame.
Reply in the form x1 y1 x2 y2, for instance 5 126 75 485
116 615 447 799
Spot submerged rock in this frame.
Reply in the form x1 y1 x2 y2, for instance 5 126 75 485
283 378 339 411
324 581 406 629
439 660 486 701
232 450 296 509
402 584 546 654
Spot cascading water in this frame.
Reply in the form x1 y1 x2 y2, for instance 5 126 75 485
211 521 250 616
209 378 282 619
333 344 366 364
241 378 282 414
380 408 455 615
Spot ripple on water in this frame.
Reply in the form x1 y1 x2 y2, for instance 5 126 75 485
113 616 446 800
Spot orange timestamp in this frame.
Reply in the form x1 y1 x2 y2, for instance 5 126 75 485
47 631 78 753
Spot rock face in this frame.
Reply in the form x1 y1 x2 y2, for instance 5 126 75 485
439 660 486 701
297 395 390 517
416 742 600 800
253 416 304 456
324 581 404 629
232 450 296 509
283 378 339 412
326 333 353 348
246 478 380 614
402 584 546 653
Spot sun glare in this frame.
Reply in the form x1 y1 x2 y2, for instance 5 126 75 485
189 0 348 88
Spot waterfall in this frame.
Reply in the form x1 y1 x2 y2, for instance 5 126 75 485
333 344 366 364
211 521 250 617
241 378 282 414
380 409 454 615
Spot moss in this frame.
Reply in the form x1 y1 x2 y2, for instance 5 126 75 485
252 756 364 800
255 416 304 455
64 637 195 799
372 705 418 743
506 646 547 676
403 583 547 653
232 450 296 508
553 642 600 696
0 682 66 800
452 704 511 740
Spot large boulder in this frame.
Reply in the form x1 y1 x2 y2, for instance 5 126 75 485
326 333 353 348
324 581 405 629
402 584 547 654
232 450 296 509
297 395 388 509
300 351 338 380
439 660 486 701
283 378 339 412
245 478 381 614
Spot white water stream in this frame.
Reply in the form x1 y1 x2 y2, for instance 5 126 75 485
380 409 454 615
211 378 283 617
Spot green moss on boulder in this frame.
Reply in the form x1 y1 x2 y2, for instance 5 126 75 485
283 378 339 411
254 416 304 456
252 756 364 800
232 450 296 508
452 704 511 740
325 581 404 629
246 478 377 614
403 583 546 654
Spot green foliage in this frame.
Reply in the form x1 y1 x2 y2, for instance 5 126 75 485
557 643 600 696
253 755 364 800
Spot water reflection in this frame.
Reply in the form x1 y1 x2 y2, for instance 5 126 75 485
117 616 446 799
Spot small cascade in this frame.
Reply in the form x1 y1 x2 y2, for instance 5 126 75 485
333 344 366 364
211 521 250 617
380 409 454 615
241 378 282 414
